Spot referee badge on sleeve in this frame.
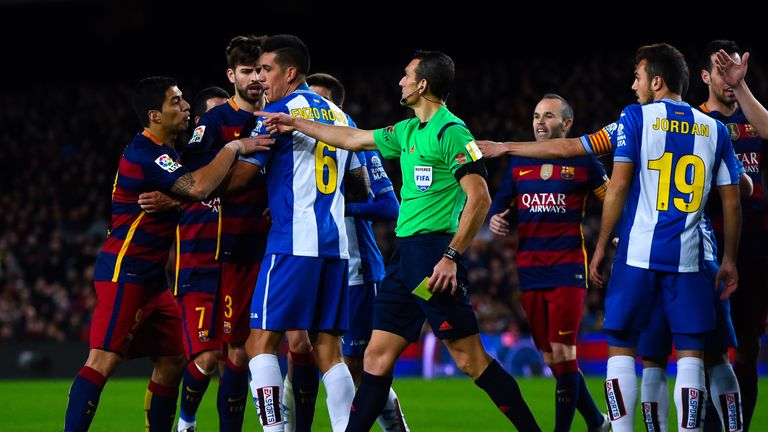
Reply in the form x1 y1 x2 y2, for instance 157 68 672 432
465 140 482 161
414 166 432 191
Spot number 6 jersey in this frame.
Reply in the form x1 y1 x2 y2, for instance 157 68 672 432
581 99 741 272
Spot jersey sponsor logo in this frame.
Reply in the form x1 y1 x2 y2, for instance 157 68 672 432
560 166 575 180
737 151 761 173
720 392 742 432
605 378 627 420
201 197 221 213
520 192 566 213
540 164 553 180
155 154 181 173
617 123 626 147
682 387 702 429
189 125 206 144
414 166 432 191
370 155 388 181
465 140 482 161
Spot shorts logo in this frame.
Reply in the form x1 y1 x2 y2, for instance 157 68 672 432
540 164 553 180
605 378 626 420
719 392 742 432
250 312 259 319
154 154 181 173
189 125 206 144
223 321 232 334
414 166 432 192
256 386 282 425
198 330 209 342
560 166 575 180
642 401 661 432
682 387 702 429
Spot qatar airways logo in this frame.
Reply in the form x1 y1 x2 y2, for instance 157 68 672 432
520 193 567 213
202 197 220 213
737 152 761 173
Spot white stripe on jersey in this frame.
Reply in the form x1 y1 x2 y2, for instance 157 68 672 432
345 216 363 285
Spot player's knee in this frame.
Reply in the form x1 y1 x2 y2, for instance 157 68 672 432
194 349 222 373
550 343 577 363
227 344 249 369
363 347 397 376
85 349 122 377
287 331 313 353
152 354 186 385
344 356 364 383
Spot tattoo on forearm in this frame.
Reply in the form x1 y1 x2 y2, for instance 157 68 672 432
171 174 196 197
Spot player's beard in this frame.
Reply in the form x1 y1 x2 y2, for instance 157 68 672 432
236 84 262 105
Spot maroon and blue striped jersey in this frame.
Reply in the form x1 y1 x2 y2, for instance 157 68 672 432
175 99 268 295
94 130 190 290
489 155 608 290
700 103 768 261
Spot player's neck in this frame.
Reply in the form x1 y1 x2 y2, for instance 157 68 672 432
145 126 175 146
704 96 738 116
412 99 444 123
233 94 264 113
653 89 681 103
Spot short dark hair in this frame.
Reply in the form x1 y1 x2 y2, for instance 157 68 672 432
306 73 345 106
636 43 690 97
132 76 176 128
541 93 574 121
701 39 741 72
226 35 265 69
192 86 230 118
262 34 310 75
412 50 454 101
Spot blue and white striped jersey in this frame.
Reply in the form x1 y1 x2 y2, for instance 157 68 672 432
241 83 359 259
581 99 740 272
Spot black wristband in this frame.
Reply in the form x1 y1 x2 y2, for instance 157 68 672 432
442 246 461 262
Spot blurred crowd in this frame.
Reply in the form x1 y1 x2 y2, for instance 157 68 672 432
2 52 766 343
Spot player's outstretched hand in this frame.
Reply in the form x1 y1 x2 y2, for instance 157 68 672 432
429 258 458 295
139 191 181 213
238 135 275 155
255 111 296 134
589 246 606 289
715 49 749 89
476 140 505 159
489 209 511 236
263 207 272 225
715 257 738 300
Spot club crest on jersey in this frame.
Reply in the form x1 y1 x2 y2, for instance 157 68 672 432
745 123 758 138
540 164 553 180
154 154 181 173
189 125 205 144
414 166 432 191
198 330 209 342
560 166 575 180
223 321 232 334
727 123 740 141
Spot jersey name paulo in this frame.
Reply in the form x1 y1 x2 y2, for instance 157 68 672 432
241 83 356 259
581 99 740 272
94 131 190 290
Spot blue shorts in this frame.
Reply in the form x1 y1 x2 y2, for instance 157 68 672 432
604 261 716 348
636 261 737 357
373 233 479 343
342 282 377 357
250 254 348 332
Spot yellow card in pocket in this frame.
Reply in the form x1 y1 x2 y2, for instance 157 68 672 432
411 277 433 301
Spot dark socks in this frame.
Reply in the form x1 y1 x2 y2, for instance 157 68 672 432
145 380 179 432
179 360 211 423
218 358 249 432
291 351 319 432
64 366 107 432
553 361 580 432
475 359 541 431
345 371 392 432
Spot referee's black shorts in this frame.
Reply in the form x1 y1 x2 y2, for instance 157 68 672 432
373 232 479 342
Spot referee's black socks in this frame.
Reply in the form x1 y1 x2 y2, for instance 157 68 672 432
345 371 392 432
475 359 541 431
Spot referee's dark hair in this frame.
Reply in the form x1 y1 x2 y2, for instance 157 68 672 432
192 86 230 120
262 34 310 76
307 73 345 107
413 50 455 102
132 76 177 128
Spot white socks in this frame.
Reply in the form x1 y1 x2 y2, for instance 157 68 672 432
376 387 410 432
249 354 285 432
606 355 637 432
674 357 706 431
282 375 295 432
641 367 669 432
708 363 743 431
322 362 355 432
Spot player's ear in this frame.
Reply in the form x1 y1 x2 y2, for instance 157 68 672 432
286 66 298 84
651 75 664 92
148 109 161 124
226 68 236 84
701 69 711 85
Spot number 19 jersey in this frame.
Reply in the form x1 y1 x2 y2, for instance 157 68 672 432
581 99 740 272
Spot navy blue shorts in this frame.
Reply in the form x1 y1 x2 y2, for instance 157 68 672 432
342 282 377 357
373 233 479 343
636 261 737 357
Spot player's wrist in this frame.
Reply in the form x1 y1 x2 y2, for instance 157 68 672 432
226 140 244 155
442 246 461 263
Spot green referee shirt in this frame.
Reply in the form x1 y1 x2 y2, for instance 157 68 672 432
373 105 483 237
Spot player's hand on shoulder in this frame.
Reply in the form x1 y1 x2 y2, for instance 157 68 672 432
476 140 504 159
255 111 296 134
138 191 180 213
489 209 511 236
429 258 458 295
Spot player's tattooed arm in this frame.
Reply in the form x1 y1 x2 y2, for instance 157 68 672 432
345 165 371 203
170 173 197 197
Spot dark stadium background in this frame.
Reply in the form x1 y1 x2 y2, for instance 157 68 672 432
1 1 766 378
